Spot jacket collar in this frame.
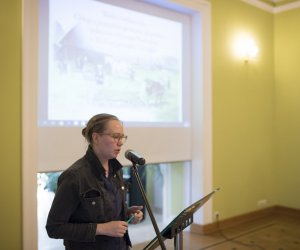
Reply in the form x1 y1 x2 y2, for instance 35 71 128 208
85 145 123 179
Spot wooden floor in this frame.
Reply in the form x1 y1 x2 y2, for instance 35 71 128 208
132 213 300 250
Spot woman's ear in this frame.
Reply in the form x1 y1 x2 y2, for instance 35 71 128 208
91 132 100 145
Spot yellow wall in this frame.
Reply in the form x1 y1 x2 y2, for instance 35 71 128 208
211 0 276 218
2 0 300 248
0 1 22 249
210 0 300 220
274 8 300 208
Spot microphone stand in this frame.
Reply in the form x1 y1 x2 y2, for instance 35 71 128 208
130 162 166 250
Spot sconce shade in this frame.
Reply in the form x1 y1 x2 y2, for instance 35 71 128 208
234 35 259 61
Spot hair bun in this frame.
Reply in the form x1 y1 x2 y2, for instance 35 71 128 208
82 127 87 137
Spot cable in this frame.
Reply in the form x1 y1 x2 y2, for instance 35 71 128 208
215 212 266 249
199 213 270 250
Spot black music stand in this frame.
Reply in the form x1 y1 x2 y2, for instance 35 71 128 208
143 188 220 250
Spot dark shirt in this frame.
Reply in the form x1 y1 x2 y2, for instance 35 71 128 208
46 146 131 250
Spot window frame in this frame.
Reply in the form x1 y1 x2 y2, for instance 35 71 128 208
22 0 212 249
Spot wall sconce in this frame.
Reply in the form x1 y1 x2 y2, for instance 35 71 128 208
234 35 259 62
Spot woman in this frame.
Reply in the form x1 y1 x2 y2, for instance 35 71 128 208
46 113 143 250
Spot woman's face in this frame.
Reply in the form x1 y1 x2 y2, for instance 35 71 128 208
92 120 125 161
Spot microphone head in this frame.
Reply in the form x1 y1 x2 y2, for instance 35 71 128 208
125 149 146 165
124 149 132 158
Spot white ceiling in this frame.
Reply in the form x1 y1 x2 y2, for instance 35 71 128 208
263 0 299 6
243 0 300 13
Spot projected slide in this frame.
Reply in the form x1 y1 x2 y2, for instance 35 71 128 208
39 0 183 126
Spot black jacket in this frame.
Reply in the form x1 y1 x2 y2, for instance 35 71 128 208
46 146 131 249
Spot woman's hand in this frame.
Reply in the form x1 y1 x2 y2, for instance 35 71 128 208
127 205 144 224
96 221 128 237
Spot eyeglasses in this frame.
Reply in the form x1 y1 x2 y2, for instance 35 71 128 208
99 133 128 143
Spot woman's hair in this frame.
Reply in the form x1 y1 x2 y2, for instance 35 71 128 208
82 113 120 144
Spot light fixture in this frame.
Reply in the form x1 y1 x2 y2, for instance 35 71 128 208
234 35 259 62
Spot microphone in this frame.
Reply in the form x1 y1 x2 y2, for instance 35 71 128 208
125 149 146 165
